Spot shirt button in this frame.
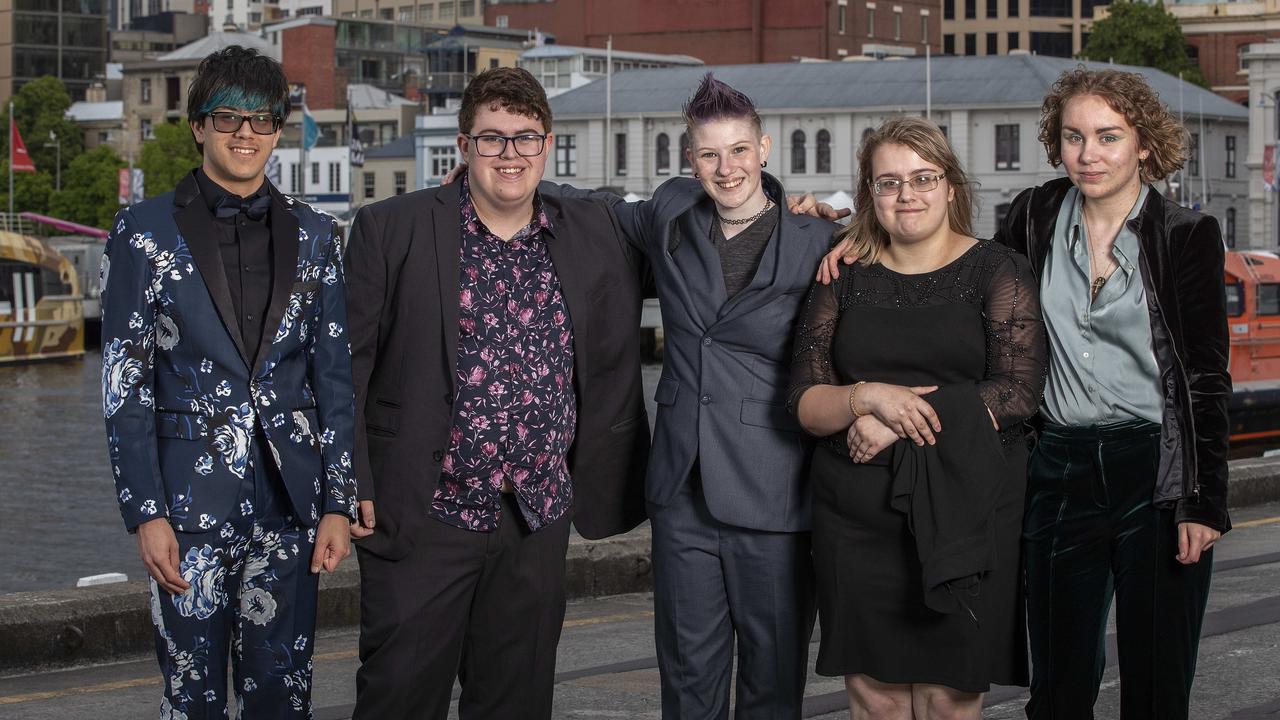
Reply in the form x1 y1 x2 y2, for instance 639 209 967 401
700 394 712 405
246 314 254 321
702 337 712 346
1082 351 1090 359
243 265 250 271
432 450 444 462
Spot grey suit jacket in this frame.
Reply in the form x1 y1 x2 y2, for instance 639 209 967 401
554 174 836 532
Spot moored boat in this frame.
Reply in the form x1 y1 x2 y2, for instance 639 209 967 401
0 229 85 363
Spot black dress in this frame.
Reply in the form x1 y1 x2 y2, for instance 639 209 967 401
787 240 1047 692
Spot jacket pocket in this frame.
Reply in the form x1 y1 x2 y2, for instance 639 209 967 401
610 413 644 433
740 399 801 433
655 377 679 406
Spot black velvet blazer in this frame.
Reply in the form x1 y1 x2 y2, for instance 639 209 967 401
995 176 1231 533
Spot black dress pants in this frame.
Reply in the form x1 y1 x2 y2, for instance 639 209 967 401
353 493 572 720
1023 420 1213 720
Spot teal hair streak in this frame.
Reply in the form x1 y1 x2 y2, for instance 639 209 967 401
200 87 285 118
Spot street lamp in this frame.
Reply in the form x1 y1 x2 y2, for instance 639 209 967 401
43 130 60 192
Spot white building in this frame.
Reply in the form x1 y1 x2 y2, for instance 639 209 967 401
545 54 1250 243
1245 41 1280 251
415 113 461 190
518 44 703 98
271 145 352 217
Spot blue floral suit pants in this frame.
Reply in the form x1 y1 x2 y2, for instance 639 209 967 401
150 436 319 720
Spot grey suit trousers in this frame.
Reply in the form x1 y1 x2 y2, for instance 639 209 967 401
650 470 817 720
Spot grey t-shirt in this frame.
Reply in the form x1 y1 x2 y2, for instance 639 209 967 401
710 206 779 300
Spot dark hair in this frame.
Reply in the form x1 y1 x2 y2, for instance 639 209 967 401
682 73 762 136
1038 66 1186 181
458 67 551 134
186 45 291 153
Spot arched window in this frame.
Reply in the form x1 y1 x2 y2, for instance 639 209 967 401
679 132 692 175
656 133 670 174
816 129 831 174
791 129 807 174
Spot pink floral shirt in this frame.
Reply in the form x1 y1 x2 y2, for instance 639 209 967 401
430 176 577 532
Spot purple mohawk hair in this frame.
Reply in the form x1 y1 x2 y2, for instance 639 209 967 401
682 73 762 133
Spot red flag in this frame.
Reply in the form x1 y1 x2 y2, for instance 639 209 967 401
10 117 36 173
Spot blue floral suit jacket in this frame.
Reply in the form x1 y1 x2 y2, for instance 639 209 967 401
101 171 357 533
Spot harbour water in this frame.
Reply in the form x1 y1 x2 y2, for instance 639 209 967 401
0 354 663 594
0 354 147 593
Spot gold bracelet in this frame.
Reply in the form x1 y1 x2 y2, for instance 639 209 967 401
848 381 866 420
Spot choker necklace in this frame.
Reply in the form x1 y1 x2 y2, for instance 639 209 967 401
718 199 774 226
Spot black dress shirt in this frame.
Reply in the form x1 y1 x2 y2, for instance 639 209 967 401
195 169 274 365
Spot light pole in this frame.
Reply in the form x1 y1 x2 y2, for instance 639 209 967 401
43 130 60 192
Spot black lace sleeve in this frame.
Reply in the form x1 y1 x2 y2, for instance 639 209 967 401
978 251 1048 429
786 271 847 415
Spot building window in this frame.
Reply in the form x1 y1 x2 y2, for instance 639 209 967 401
894 9 901 40
459 0 475 16
290 164 299 193
379 7 392 19
398 6 412 20
1226 136 1236 178
328 162 341 192
489 58 499 69
867 6 875 37
679 133 692 175
555 134 577 176
995 124 1020 170
431 146 456 177
1226 208 1236 248
140 118 154 141
311 162 320 186
1008 31 1020 51
838 5 846 33
816 129 831 174
964 0 975 19
394 171 406 195
615 133 627 176
440 1 453 20
987 32 997 55
1030 31 1072 57
944 0 954 19
141 78 151 104
791 130 807 174
987 0 997 17
964 33 976 56
1008 0 1019 16
1188 132 1199 176
943 34 955 55
656 133 670 174
496 14 508 27
363 172 375 199
419 4 433 20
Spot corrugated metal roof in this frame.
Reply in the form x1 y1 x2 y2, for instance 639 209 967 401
520 44 703 65
364 134 416 159
157 31 268 61
549 54 1247 119
348 83 416 109
67 100 123 122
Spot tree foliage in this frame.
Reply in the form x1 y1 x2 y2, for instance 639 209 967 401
0 77 85 183
49 146 126 229
1081 0 1208 88
138 122 203 199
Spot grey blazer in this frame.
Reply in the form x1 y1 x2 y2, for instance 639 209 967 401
554 174 836 532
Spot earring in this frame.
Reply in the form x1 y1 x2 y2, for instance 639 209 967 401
761 160 768 168
694 172 700 178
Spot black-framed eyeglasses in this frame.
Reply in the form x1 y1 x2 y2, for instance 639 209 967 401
208 111 282 135
467 133 547 157
871 173 943 196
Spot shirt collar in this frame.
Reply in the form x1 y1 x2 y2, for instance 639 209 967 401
195 167 270 217
1065 183 1150 273
459 172 555 241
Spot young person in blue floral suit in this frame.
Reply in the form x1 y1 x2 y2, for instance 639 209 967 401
100 45 357 719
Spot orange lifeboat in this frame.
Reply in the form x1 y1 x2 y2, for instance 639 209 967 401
1225 250 1280 445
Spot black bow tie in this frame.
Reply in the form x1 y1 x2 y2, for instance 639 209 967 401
214 193 271 221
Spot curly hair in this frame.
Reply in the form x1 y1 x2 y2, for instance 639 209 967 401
835 117 975 266
459 67 552 134
1038 65 1186 181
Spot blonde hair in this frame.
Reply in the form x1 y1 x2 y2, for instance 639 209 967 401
837 117 974 266
1038 66 1186 182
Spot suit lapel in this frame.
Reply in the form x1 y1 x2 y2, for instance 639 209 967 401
718 208 810 322
543 201 589 381
252 186 301 375
433 184 463 398
671 200 726 330
172 172 250 368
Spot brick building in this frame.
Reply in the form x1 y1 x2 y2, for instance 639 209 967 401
1159 0 1280 104
484 0 935 63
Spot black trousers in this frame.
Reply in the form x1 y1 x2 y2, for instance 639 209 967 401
1023 420 1213 720
352 493 572 720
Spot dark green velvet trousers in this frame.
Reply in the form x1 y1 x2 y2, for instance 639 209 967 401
1023 420 1213 720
